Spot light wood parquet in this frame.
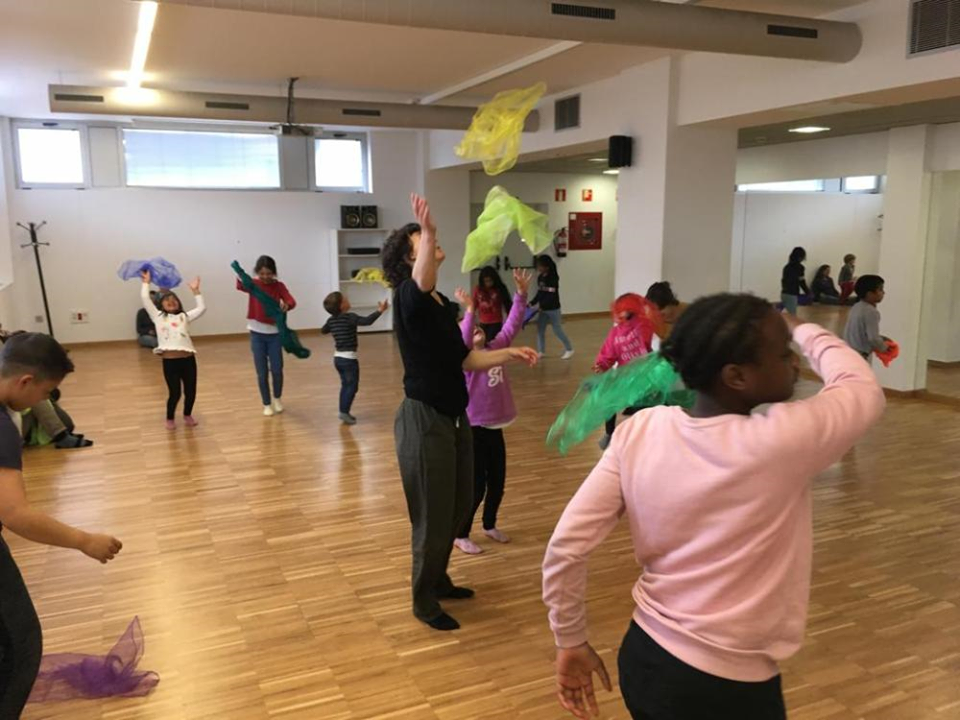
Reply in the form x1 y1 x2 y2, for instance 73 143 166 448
12 316 960 720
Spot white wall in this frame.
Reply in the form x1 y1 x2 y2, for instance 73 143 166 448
0 129 423 343
736 132 890 185
923 171 960 363
469 172 618 314
732 191 884 301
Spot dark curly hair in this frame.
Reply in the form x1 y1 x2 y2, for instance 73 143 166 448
382 223 421 289
661 293 773 392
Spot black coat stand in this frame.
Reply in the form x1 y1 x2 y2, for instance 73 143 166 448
16 221 54 338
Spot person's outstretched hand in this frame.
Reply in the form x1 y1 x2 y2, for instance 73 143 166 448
781 310 804 333
411 193 437 241
140 269 151 284
377 299 390 313
508 347 539 367
188 277 201 295
454 287 473 312
555 643 612 719
513 268 532 296
80 533 123 564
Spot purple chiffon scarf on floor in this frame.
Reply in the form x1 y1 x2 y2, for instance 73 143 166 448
28 617 160 703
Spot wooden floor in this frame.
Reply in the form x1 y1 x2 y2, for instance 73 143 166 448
13 316 960 720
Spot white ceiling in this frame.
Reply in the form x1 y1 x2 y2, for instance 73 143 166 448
0 0 872 120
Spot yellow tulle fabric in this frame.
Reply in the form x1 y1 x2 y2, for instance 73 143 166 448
462 186 553 272
353 268 390 288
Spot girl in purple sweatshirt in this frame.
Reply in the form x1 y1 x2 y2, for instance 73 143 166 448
453 269 531 555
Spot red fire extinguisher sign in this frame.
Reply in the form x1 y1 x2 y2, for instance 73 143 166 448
555 188 567 202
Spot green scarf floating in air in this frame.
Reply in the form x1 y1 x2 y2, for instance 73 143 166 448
231 261 311 359
547 352 694 455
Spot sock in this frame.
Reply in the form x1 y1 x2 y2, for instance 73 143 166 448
425 612 460 631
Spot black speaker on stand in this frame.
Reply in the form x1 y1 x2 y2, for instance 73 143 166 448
609 135 634 169
340 205 361 229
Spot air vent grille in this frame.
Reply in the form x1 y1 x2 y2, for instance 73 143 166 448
767 24 818 39
342 108 382 117
555 95 581 131
205 101 250 110
53 93 104 103
551 3 616 20
910 0 960 55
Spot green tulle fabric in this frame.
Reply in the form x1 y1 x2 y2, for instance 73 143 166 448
231 261 311 359
462 186 553 272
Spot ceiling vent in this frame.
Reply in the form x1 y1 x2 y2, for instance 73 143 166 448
555 95 581 131
909 0 960 55
551 3 616 21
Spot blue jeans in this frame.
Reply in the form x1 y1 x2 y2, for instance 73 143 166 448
780 293 799 316
250 331 283 405
334 357 360 414
536 309 573 354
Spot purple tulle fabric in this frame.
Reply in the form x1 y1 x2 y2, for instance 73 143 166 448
28 617 160 703
117 257 182 289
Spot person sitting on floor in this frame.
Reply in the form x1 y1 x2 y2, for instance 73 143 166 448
137 290 160 349
811 265 842 305
21 390 92 449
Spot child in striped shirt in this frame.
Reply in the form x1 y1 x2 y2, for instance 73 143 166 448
321 292 389 425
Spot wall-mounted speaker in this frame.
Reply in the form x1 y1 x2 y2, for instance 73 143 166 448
609 135 634 169
361 205 379 228
341 205 361 229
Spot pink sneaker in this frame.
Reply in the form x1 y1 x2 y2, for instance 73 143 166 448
165 419 176 431
184 415 198 427
454 538 483 555
483 528 511 544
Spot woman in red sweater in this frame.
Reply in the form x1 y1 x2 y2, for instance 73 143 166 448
236 255 297 416
472 266 513 342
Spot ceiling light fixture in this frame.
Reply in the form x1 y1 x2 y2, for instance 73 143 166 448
127 1 158 88
603 169 620 175
788 126 830 134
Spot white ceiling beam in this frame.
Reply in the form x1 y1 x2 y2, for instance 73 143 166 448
418 41 581 105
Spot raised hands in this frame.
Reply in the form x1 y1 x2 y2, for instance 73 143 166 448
188 277 201 295
411 193 436 241
454 287 473 313
513 268 532 297
378 299 390 313
140 269 151 284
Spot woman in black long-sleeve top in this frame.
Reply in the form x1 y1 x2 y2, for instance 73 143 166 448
780 247 809 316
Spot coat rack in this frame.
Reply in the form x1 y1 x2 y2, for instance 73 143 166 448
16 221 54 337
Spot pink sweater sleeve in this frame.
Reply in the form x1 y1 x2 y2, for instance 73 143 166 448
487 293 527 350
594 326 618 371
542 449 626 648
754 324 886 475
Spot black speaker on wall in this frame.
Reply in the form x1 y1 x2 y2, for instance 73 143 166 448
341 205 361 229
609 135 634 169
361 205 379 228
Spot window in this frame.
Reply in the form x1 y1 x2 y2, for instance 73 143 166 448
313 135 368 192
842 175 880 193
737 179 826 193
16 126 85 187
123 129 281 189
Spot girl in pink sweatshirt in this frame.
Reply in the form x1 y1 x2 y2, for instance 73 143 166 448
542 293 885 720
593 293 660 450
453 269 531 555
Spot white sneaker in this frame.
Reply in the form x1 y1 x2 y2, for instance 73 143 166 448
272 399 284 414
561 350 575 360
263 404 275 417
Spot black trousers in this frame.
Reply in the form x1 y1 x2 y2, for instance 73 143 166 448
0 537 42 717
618 622 786 720
479 322 503 343
162 355 198 420
395 399 473 621
458 426 506 538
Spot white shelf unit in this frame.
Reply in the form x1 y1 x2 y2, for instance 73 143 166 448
330 228 393 333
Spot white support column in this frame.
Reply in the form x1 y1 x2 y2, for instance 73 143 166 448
876 125 932 391
615 58 738 302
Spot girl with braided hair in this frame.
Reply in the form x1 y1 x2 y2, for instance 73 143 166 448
542 293 885 720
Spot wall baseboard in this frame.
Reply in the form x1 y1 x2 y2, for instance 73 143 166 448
928 360 960 368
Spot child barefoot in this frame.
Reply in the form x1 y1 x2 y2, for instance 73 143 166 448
453 269 531 555
543 294 885 719
0 333 122 716
321 292 389 425
594 293 659 450
140 270 205 430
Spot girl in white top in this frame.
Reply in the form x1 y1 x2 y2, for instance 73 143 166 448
140 270 205 430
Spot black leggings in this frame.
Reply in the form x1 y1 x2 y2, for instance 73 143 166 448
458 426 506 538
0 537 43 716
618 622 786 720
605 404 644 437
162 356 198 420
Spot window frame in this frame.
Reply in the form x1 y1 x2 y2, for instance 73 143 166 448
736 179 828 193
310 132 370 194
119 124 284 191
12 121 91 190
841 175 881 194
